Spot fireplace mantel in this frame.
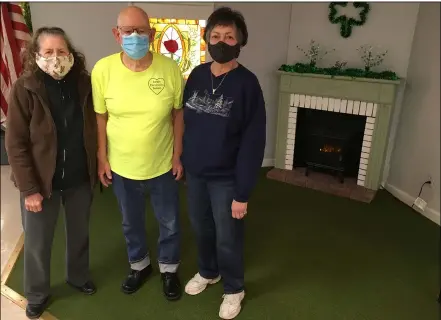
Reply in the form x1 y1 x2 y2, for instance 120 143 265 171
274 71 401 191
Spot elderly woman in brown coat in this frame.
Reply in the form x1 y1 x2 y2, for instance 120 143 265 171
5 26 98 319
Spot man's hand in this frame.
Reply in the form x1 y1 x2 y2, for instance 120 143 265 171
232 200 248 219
25 193 43 212
98 156 112 187
172 156 183 181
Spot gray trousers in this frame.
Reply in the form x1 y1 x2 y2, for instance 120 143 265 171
20 183 93 304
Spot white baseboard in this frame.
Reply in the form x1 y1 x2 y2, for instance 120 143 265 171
385 183 440 225
262 158 275 167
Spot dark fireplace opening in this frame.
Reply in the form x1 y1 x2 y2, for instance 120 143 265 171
293 108 366 183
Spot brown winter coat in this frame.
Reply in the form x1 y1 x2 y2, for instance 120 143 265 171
5 71 98 198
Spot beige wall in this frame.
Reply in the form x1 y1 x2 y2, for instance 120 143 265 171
30 2 127 70
387 3 440 223
132 2 214 19
287 3 419 77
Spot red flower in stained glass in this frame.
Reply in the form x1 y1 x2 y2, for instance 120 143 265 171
164 39 179 54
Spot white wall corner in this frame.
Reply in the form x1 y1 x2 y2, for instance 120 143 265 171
262 158 275 167
385 183 440 225
381 79 408 187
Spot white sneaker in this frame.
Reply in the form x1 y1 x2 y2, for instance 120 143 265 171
185 273 221 295
219 291 245 319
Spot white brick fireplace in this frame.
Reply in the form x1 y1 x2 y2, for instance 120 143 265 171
285 94 377 187
274 72 400 191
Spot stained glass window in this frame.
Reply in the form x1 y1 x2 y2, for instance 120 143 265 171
150 18 206 79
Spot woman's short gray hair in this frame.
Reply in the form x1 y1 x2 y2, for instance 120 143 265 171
203 7 248 46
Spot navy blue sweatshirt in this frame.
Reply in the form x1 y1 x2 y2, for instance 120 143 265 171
182 62 266 202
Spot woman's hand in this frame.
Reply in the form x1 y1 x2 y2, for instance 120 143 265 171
232 200 248 219
25 193 43 212
98 156 112 187
172 156 184 181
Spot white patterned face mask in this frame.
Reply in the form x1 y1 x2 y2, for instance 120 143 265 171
35 53 74 80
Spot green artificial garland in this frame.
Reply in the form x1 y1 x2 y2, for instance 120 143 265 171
328 2 370 38
279 63 399 81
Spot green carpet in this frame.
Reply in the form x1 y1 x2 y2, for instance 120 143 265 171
6 170 440 320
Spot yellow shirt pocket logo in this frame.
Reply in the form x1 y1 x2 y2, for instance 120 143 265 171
148 78 165 95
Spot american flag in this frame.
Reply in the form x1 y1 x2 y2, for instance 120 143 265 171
1 2 31 126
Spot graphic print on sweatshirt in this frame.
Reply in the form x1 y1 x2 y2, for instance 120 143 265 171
185 89 234 118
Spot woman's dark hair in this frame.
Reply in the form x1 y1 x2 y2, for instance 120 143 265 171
204 7 248 46
22 26 88 76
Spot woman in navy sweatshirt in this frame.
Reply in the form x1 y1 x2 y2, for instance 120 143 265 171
181 7 266 319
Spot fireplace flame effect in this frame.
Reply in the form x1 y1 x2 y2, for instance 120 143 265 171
319 144 342 153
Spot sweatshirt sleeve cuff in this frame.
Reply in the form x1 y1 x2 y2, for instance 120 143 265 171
234 194 249 203
20 186 41 198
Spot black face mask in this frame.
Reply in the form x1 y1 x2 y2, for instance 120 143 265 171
208 42 241 64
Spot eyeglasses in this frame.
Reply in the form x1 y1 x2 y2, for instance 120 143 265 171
117 26 150 36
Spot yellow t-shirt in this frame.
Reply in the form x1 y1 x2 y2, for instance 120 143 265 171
91 52 184 180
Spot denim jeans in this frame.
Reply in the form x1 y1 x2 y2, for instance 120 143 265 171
112 170 180 273
186 173 245 294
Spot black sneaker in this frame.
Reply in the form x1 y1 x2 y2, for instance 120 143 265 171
66 280 97 295
121 264 153 294
161 272 182 301
25 296 50 319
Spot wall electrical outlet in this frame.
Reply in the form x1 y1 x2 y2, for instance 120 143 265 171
428 175 434 188
413 197 428 211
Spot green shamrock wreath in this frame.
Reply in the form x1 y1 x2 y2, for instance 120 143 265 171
328 2 370 38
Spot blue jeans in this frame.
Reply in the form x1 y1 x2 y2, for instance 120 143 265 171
112 170 180 273
186 173 245 294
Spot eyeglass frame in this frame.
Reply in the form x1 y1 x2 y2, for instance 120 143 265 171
116 26 152 36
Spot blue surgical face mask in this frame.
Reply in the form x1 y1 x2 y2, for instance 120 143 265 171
121 33 149 60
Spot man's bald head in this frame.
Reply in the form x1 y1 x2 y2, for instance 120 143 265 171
117 6 150 27
112 5 155 47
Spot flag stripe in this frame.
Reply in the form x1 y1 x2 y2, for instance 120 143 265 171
1 4 22 76
12 19 30 34
9 3 23 15
1 13 18 85
0 2 31 123
0 57 11 86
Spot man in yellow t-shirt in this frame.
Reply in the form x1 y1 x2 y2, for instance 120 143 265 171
91 6 184 300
